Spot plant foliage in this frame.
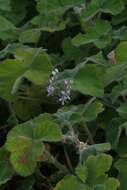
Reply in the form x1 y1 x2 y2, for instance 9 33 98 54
0 0 127 189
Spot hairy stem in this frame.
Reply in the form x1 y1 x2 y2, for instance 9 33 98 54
63 144 74 173
44 150 68 173
84 124 95 145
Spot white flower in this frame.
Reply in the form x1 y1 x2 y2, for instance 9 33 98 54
59 91 70 105
47 68 73 105
47 85 55 96
58 79 73 105
47 68 59 96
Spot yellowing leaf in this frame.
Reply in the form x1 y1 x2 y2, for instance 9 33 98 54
6 114 62 176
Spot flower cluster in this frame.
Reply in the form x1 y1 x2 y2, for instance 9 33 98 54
47 69 73 105
47 68 59 96
59 80 73 105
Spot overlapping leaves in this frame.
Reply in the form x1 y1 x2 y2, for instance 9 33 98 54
0 0 127 189
72 20 112 48
6 113 62 176
55 100 104 126
81 0 125 21
0 47 52 100
54 154 119 190
32 0 86 31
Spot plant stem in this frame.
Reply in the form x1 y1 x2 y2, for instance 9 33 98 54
44 150 68 173
63 144 74 173
0 125 10 131
8 102 19 125
84 124 95 145
19 96 40 101
83 97 96 112
35 168 53 189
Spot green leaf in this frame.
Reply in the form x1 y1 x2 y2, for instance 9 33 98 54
55 154 119 190
25 57 52 85
94 185 105 190
79 143 111 164
87 52 108 66
62 37 86 63
0 0 11 11
115 158 127 190
55 101 104 126
86 154 112 184
104 64 127 86
31 14 66 32
117 136 127 157
33 114 62 142
6 114 62 176
112 9 127 25
110 83 127 103
83 101 104 122
0 15 17 40
6 129 44 176
36 0 85 14
103 178 120 190
115 41 127 64
73 64 105 96
0 147 14 185
54 175 90 190
5 0 29 25
19 29 41 44
106 118 122 149
0 59 26 100
0 48 52 100
10 143 40 177
117 103 127 118
81 0 124 21
13 85 42 121
72 20 112 48
92 143 111 152
113 26 127 41
32 0 85 32
76 162 88 183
